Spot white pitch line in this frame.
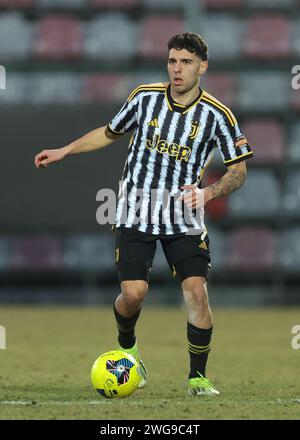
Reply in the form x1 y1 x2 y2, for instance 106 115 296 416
0 400 110 406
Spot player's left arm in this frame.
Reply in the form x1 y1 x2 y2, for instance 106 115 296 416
181 161 246 209
204 160 246 204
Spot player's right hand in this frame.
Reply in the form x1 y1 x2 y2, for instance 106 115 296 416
34 148 66 169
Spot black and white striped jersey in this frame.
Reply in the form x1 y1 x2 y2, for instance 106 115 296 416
107 82 253 235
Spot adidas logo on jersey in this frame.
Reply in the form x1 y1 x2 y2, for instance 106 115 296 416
148 118 159 128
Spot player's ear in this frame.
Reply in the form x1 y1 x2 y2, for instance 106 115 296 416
199 60 208 76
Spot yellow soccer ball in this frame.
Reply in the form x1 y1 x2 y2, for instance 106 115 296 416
91 350 141 398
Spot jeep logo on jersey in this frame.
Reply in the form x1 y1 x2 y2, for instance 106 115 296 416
146 134 191 162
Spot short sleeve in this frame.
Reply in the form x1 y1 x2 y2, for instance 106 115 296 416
214 113 253 166
107 93 139 135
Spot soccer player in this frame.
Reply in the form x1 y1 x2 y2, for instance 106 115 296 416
35 33 253 396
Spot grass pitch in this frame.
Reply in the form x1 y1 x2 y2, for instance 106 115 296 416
0 305 299 420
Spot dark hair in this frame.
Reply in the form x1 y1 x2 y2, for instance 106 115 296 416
167 32 208 61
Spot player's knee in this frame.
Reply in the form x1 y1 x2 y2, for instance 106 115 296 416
121 282 148 307
183 279 209 309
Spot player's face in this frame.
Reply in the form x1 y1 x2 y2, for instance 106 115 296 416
167 48 207 93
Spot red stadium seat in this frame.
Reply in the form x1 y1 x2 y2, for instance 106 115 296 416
90 0 139 8
0 0 33 7
11 237 63 271
290 88 300 112
203 0 244 9
83 73 128 103
242 119 285 164
202 73 237 109
138 16 183 60
33 16 83 60
202 170 229 219
228 227 276 271
243 15 292 59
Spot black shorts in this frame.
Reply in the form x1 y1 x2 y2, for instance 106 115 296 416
113 226 211 284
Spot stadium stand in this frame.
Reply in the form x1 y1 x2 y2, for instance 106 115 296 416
202 73 237 109
279 228 300 270
138 16 183 59
0 0 33 8
37 0 88 9
206 226 225 270
84 13 138 60
287 123 300 162
0 12 32 60
282 172 300 216
83 73 129 103
245 0 296 10
28 73 82 103
0 237 10 270
143 0 184 10
11 237 63 271
229 170 281 217
203 0 244 10
90 0 139 9
63 234 114 272
33 15 83 60
238 73 289 112
242 119 285 164
243 15 292 59
199 15 243 60
227 227 276 271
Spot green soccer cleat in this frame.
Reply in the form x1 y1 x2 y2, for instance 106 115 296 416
188 373 220 396
119 342 148 389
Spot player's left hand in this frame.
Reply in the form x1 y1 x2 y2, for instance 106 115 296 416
180 185 210 209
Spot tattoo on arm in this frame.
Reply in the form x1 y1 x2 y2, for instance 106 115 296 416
209 164 246 200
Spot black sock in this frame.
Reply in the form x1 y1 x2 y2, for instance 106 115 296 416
187 321 213 379
113 304 141 349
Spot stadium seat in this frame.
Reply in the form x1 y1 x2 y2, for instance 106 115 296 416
279 228 300 270
37 0 87 8
0 0 33 7
33 16 83 60
205 226 225 270
28 73 82 104
242 119 285 164
0 73 29 104
83 73 129 103
229 170 281 217
228 227 276 271
199 15 243 60
63 234 114 272
290 87 300 112
143 0 184 10
0 237 10 270
287 123 300 163
282 171 300 216
90 0 140 9
292 20 300 56
202 73 237 108
238 72 289 111
84 13 137 60
243 15 292 59
11 237 63 270
245 0 295 9
35 0 88 10
202 170 229 220
203 0 244 9
0 12 32 60
138 16 183 59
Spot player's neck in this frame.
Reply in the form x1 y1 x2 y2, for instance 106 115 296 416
170 83 200 106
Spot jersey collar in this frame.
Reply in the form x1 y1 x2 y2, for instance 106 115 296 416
165 83 203 114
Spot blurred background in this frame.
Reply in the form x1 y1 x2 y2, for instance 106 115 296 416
0 0 299 307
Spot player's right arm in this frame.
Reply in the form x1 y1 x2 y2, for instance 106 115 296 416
34 126 122 168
